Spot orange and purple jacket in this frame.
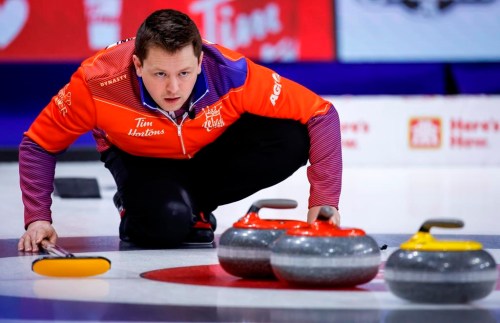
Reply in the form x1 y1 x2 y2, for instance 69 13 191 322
19 39 342 227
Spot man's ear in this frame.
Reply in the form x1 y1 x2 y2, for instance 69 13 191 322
132 55 143 77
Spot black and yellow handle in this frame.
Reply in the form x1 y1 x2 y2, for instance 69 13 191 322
418 219 464 233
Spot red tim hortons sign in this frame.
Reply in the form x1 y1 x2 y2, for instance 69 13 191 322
0 0 335 62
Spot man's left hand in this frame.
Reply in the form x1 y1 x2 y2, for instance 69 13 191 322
307 206 340 225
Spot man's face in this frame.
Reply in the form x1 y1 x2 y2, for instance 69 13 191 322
133 44 202 112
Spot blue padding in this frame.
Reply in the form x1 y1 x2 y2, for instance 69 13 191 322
0 116 94 148
451 63 500 94
0 116 32 148
262 62 446 95
0 63 78 115
0 63 90 147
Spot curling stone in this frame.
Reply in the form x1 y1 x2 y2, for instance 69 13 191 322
270 207 381 286
384 219 498 303
218 199 309 278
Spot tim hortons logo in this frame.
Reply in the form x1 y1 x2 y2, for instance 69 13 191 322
190 0 282 50
269 73 282 106
54 84 72 116
408 117 442 149
128 117 165 137
202 106 225 132
100 74 127 87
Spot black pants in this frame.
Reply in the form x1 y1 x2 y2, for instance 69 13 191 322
101 114 310 247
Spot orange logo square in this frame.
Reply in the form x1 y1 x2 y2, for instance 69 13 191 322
408 117 442 149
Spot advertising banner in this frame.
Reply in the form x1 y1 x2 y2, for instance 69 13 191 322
329 95 500 165
0 0 334 62
336 0 500 62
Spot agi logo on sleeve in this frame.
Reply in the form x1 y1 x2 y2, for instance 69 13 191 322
269 73 282 106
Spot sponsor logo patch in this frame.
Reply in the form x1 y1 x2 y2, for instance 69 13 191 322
128 117 165 137
100 74 127 87
55 84 72 116
409 116 442 149
202 105 225 132
269 73 282 106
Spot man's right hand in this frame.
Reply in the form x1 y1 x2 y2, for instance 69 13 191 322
18 220 58 252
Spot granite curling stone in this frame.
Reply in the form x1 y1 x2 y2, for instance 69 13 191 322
218 199 309 278
384 219 498 303
270 207 381 286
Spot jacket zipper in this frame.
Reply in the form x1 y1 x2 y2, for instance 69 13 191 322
176 114 190 158
157 110 191 158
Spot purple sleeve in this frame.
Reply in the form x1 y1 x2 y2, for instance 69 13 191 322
306 105 343 209
19 135 57 229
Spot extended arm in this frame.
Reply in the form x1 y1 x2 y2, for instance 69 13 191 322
306 106 342 224
18 135 59 251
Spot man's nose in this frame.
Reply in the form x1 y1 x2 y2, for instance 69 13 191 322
166 77 179 93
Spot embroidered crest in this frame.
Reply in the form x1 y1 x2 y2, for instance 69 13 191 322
202 105 225 132
55 84 71 116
